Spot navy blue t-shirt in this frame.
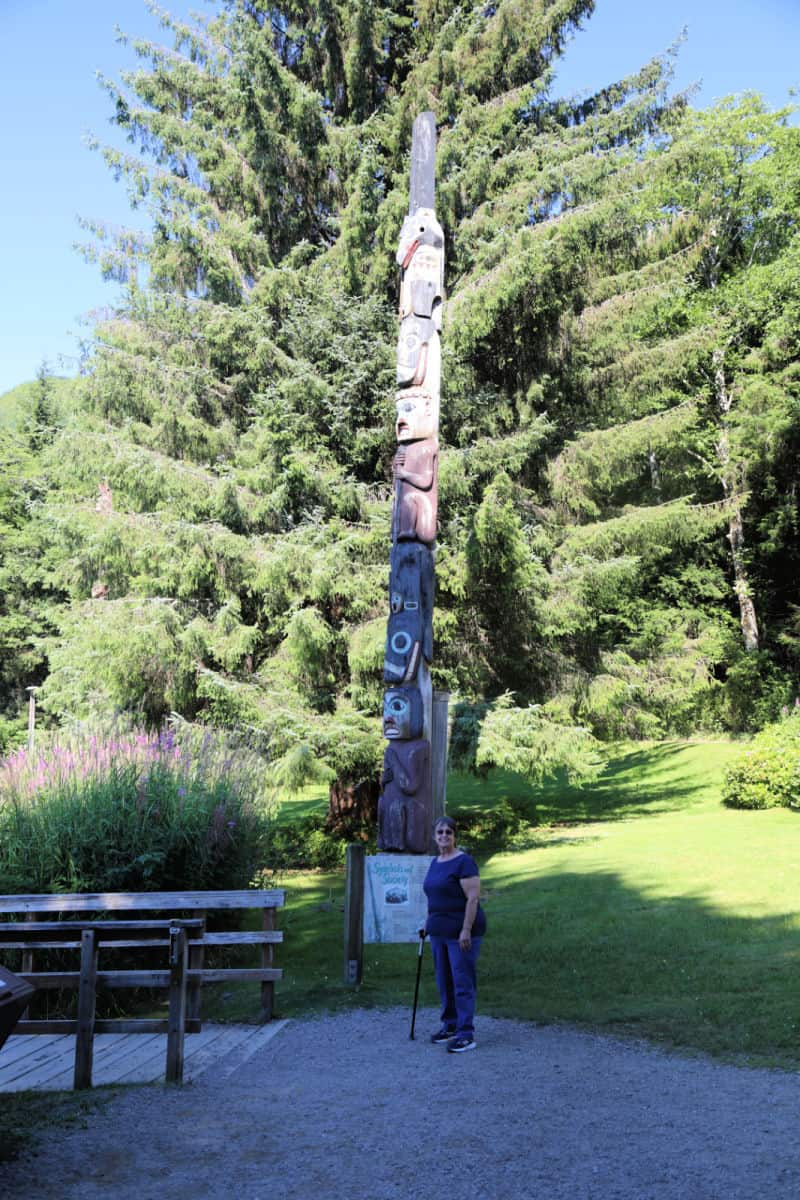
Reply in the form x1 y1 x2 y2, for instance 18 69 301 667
423 852 487 939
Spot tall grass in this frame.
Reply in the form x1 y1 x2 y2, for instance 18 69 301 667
0 725 275 893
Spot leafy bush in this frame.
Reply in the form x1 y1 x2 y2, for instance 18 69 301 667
452 797 534 853
716 652 795 733
450 693 604 785
0 724 275 892
722 707 800 809
261 814 357 872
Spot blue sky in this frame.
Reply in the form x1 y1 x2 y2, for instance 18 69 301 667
1 0 798 395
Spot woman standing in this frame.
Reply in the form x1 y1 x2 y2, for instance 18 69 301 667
422 815 486 1052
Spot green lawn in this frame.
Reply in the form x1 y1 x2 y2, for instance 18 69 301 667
218 739 800 1068
4 738 795 1164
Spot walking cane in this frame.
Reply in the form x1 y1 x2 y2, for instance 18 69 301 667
409 930 426 1040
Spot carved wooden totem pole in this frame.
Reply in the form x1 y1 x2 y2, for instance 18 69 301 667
377 112 443 855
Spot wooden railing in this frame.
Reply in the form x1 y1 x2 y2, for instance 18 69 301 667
0 890 285 1088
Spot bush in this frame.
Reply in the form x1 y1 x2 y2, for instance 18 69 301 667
452 797 533 853
722 708 800 810
715 651 795 733
264 814 361 872
0 725 276 892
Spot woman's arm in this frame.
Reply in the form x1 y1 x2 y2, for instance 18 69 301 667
458 876 480 951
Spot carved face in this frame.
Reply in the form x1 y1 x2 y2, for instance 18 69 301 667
397 314 435 386
395 388 439 442
383 687 424 740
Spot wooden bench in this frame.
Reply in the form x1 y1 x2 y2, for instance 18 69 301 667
0 890 285 1087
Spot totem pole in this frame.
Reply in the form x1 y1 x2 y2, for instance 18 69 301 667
377 112 444 856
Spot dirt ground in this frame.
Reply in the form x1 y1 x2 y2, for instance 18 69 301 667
3 1008 800 1200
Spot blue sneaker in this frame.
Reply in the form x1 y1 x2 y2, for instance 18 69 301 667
431 1027 456 1044
447 1035 476 1053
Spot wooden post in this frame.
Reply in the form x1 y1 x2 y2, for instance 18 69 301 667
187 911 205 1026
26 687 37 752
74 928 98 1090
260 907 275 1022
20 911 36 1020
343 844 365 985
166 925 188 1084
431 690 450 826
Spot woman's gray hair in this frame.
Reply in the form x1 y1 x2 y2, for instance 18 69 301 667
433 815 457 832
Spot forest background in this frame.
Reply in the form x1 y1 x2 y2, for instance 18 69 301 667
1 0 800 829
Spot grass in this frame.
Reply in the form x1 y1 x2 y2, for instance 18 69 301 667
0 1088 113 1164
3 736 795 1164
273 782 330 824
212 738 800 1069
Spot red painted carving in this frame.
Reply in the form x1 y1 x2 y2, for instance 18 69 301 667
393 438 438 545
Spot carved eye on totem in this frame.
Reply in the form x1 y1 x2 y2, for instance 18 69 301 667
390 631 413 655
383 688 414 739
391 592 402 614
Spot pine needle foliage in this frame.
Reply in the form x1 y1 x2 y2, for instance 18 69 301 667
3 1 800 790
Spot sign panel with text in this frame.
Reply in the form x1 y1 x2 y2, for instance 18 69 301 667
363 854 430 943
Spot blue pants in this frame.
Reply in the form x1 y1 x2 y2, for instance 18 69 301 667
430 936 482 1036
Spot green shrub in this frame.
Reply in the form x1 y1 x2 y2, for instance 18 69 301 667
722 708 800 810
265 814 357 872
451 797 533 852
0 724 275 892
715 651 795 733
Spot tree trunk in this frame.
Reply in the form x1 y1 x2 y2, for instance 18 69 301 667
726 507 760 652
714 350 760 652
648 447 662 498
328 776 380 836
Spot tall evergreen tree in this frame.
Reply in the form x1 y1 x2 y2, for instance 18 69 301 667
7 0 798 784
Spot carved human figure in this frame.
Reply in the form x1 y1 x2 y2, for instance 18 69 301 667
392 438 438 545
377 738 433 854
384 543 434 684
383 687 424 740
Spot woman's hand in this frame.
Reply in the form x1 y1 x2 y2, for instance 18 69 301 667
458 928 472 951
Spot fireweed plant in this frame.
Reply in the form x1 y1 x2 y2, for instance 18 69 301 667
0 725 276 892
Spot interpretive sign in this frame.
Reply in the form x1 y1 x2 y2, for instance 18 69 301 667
363 854 430 943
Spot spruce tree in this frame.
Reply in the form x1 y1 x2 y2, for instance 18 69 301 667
11 0 798 791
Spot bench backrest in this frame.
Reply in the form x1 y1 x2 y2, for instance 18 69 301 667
0 890 284 914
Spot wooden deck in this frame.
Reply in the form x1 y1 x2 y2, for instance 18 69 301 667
0 1020 289 1092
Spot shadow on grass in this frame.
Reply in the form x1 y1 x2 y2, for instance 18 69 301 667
449 741 739 830
273 742 741 838
477 867 800 1067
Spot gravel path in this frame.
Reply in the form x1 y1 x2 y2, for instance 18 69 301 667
5 1009 800 1199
